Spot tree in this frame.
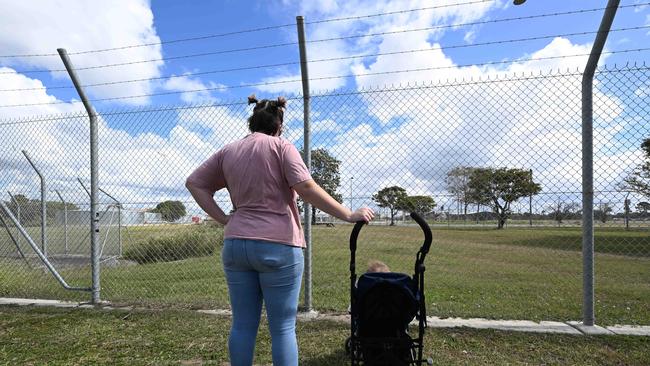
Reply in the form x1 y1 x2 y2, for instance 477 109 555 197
446 166 475 221
373 186 408 226
398 195 436 217
2 195 79 226
548 201 579 227
468 167 542 229
594 202 613 224
300 148 342 224
152 200 186 222
620 137 650 197
636 201 650 216
11 194 30 206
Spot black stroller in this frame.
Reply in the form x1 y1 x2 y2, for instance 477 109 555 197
345 212 433 365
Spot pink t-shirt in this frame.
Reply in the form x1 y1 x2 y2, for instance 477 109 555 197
186 132 312 247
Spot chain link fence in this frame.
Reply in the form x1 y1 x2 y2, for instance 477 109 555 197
1 66 649 324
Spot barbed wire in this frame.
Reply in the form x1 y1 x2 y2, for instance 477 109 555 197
0 64 647 114
298 64 648 97
1 3 647 75
1 26 649 106
0 41 296 75
1 44 648 93
0 0 496 58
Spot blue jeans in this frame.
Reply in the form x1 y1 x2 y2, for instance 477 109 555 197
222 239 304 366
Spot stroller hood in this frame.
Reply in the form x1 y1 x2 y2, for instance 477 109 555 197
355 272 419 329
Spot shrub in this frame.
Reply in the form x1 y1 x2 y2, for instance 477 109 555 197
123 227 223 264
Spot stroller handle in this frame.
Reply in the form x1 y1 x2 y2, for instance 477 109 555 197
349 212 432 254
410 212 432 255
349 221 366 253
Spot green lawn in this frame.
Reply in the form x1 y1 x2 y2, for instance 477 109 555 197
1 306 649 365
1 224 649 325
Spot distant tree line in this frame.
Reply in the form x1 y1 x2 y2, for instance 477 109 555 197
296 137 650 229
1 194 79 227
372 186 436 225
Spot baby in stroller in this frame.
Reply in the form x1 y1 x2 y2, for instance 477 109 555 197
347 260 391 313
366 260 391 273
346 213 433 365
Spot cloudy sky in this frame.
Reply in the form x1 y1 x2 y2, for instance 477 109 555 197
1 0 649 216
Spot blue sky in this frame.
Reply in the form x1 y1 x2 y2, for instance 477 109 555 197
1 1 649 214
1 0 649 110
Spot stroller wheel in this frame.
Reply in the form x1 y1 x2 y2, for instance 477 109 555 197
344 336 351 355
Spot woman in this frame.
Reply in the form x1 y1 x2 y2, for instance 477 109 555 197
185 95 374 366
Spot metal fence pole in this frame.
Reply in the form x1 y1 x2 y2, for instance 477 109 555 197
296 15 313 312
0 201 91 292
22 150 47 257
55 190 68 254
581 0 620 326
529 169 533 227
77 177 91 198
0 214 30 267
624 192 630 230
7 191 20 224
58 48 101 304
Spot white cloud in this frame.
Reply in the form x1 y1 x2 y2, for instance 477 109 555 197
0 67 82 118
176 105 250 147
0 70 251 211
0 0 163 105
635 2 649 13
254 73 305 95
302 35 634 210
161 75 223 103
464 30 477 44
312 119 343 133
258 0 501 94
1 0 642 216
617 37 631 45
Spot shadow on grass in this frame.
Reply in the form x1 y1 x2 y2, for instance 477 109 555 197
302 349 348 366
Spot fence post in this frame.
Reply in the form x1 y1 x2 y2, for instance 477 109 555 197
21 150 47 257
296 15 313 312
624 192 630 230
55 190 68 254
58 48 101 305
581 0 620 326
529 169 533 227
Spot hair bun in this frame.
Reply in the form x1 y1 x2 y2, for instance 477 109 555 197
247 94 258 105
276 96 287 109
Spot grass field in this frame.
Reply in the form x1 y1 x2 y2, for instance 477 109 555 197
1 305 649 365
1 223 649 325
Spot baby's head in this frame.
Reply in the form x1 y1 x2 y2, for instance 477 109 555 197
367 260 390 273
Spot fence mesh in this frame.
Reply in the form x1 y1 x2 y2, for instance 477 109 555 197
0 66 648 324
